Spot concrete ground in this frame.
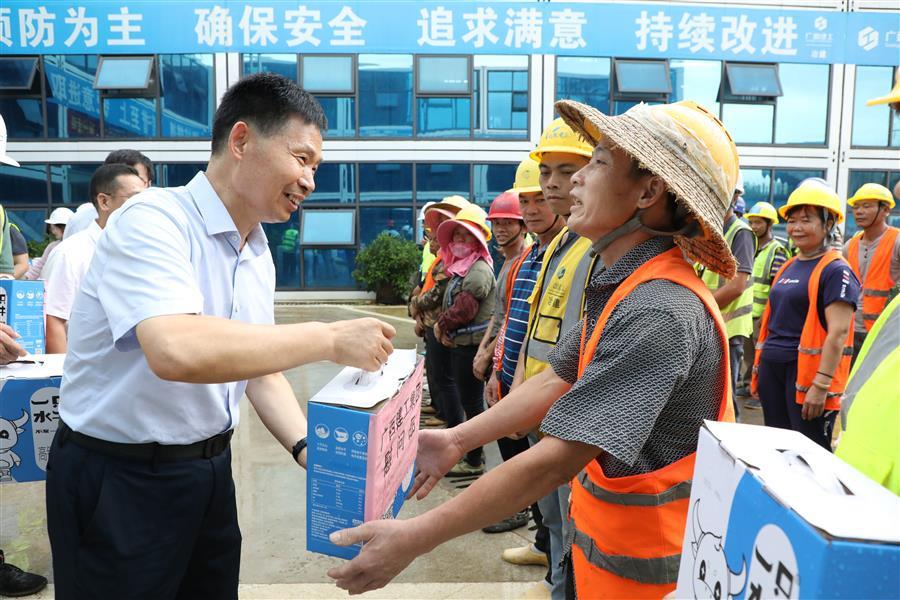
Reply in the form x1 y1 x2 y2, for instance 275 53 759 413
0 303 765 598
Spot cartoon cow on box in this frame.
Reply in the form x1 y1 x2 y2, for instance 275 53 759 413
0 411 29 482
690 499 747 600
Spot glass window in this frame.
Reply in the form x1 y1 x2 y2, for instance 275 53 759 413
772 169 824 207
724 63 781 96
303 248 357 288
160 54 214 138
852 66 892 147
243 54 297 80
669 59 720 115
614 60 670 95
417 56 470 94
0 57 39 90
154 163 206 187
103 97 158 137
893 111 900 147
307 163 355 204
0 164 48 205
739 169 771 205
722 104 774 144
415 163 470 203
95 56 154 90
359 207 414 245
301 210 355 244
8 209 47 243
49 163 101 205
556 57 610 115
417 97 470 137
45 55 101 139
303 56 354 93
316 96 356 137
266 214 301 288
360 163 412 203
359 54 413 137
0 99 44 138
474 163 517 206
775 63 828 145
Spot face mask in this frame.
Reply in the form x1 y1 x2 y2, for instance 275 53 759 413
449 241 476 258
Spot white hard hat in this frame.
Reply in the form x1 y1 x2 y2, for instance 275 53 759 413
734 172 744 195
45 206 75 226
418 201 435 221
0 115 20 168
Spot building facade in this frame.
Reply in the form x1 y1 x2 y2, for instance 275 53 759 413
1 0 898 296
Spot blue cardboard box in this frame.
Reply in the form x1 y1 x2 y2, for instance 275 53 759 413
0 280 45 355
676 422 900 599
0 355 64 484
306 350 423 559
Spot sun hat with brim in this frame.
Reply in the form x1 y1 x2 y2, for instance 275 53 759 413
424 207 456 234
45 206 75 226
866 70 900 106
436 217 491 257
555 99 739 278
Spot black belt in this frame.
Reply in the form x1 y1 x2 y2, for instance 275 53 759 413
59 422 233 462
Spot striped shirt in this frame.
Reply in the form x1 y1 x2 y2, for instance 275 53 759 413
500 242 544 395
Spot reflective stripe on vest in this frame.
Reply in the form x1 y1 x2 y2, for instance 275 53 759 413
570 248 733 598
751 239 788 319
847 228 900 332
751 251 854 410
701 218 755 338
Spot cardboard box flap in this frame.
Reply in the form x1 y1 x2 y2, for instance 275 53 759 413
0 354 65 380
310 349 418 409
704 421 900 544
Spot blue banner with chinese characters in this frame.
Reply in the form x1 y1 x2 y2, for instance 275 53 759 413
2 2 898 66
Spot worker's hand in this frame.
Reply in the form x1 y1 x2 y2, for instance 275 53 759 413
327 519 425 595
409 428 463 500
802 385 827 420
413 318 425 338
484 372 499 407
472 348 492 381
434 323 454 348
330 318 395 372
0 323 26 366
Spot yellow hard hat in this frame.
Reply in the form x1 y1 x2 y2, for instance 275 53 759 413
778 180 844 223
436 204 493 251
745 201 779 224
431 195 470 213
847 182 896 209
529 118 593 162
453 204 492 242
866 69 900 107
510 157 541 195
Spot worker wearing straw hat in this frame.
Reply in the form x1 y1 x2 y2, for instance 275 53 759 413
328 99 737 599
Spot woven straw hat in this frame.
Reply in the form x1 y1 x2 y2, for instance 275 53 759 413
555 99 740 278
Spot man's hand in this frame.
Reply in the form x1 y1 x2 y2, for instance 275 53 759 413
327 519 425 595
802 385 827 420
413 318 425 338
433 322 454 348
472 347 492 381
409 429 464 500
0 324 26 365
484 371 499 407
330 318 396 372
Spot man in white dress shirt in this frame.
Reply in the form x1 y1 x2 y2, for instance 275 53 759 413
46 72 396 599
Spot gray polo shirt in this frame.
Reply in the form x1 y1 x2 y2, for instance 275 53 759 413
543 236 724 478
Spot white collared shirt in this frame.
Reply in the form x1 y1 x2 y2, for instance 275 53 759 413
60 172 275 444
42 220 102 321
63 203 99 240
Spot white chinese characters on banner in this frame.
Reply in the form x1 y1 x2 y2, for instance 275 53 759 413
504 7 542 49
635 11 674 53
678 12 716 53
762 16 798 56
461 7 498 48
108 7 144 46
549 9 586 50
239 6 278 46
328 6 366 47
64 7 98 48
194 5 233 46
19 6 55 48
721 15 758 55
417 6 455 47
284 5 322 47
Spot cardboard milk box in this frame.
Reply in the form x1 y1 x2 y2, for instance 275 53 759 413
0 280 45 355
0 355 64 484
306 349 423 558
675 421 900 599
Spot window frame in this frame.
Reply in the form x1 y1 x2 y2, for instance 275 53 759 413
415 55 472 96
612 58 671 99
301 54 357 95
0 56 40 92
850 66 900 150
94 55 157 95
300 208 357 246
720 61 782 105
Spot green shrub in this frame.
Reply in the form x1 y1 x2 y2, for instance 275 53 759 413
353 233 421 304
27 236 53 258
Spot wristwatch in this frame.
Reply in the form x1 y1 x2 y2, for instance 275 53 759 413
291 437 308 462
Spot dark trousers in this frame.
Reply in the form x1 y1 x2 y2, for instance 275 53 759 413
729 337 745 419
424 328 451 420
439 344 485 466
851 330 867 368
757 358 837 451
46 428 241 600
497 435 531 463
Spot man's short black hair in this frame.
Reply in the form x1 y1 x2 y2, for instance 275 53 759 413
90 164 140 208
104 149 154 184
211 72 327 155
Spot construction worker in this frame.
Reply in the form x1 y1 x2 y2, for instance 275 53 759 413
866 69 900 199
740 201 790 405
505 118 593 600
699 174 756 417
835 295 900 495
328 99 738 599
752 180 860 450
842 183 900 360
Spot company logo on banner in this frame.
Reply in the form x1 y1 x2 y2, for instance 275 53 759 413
1 2 898 66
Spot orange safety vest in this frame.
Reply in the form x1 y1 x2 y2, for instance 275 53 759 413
751 251 854 411
492 243 535 400
420 254 443 295
570 248 733 599
847 227 899 332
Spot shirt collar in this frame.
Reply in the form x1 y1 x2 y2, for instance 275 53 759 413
186 172 269 257
591 236 676 288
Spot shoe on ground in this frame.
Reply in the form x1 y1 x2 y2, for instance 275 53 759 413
482 510 529 534
422 416 446 427
735 385 750 397
0 562 48 597
519 581 551 600
502 544 549 567
446 459 485 477
744 398 762 410
421 404 437 415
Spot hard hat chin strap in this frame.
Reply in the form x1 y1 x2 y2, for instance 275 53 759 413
496 223 526 247
590 208 700 256
533 214 561 236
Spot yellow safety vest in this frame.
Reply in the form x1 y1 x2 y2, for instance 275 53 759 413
836 295 900 495
701 218 755 339
522 228 595 380
751 238 789 319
